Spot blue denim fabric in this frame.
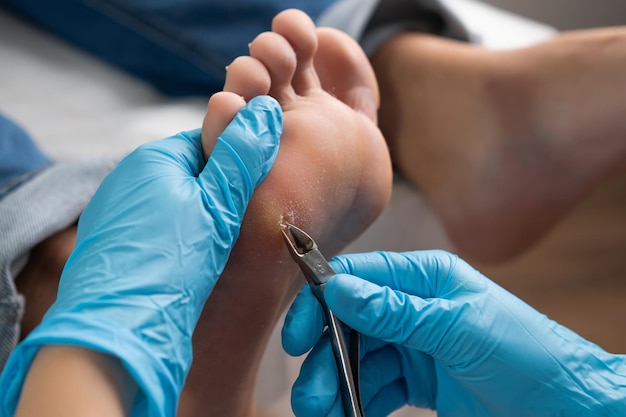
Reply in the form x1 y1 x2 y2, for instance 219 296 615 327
0 114 52 200
1 0 336 97
0 113 50 372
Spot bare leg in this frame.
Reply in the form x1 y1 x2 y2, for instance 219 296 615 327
179 9 392 417
374 28 626 263
15 225 77 338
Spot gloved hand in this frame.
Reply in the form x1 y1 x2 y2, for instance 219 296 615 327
283 250 626 417
0 96 282 417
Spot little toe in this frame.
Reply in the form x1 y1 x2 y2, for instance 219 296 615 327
316 27 380 122
271 9 320 95
201 92 247 160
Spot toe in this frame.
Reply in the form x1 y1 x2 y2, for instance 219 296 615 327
223 56 271 102
201 92 247 160
316 28 380 122
271 9 320 95
249 31 298 103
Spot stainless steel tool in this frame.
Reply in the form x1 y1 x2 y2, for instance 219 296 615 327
281 222 364 417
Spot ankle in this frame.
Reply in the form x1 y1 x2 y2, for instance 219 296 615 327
373 34 506 186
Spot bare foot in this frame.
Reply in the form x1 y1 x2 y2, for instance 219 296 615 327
374 31 626 263
179 9 392 417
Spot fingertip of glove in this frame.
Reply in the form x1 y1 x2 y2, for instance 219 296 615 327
281 320 305 357
281 288 324 356
246 95 281 122
291 369 338 417
220 95 282 185
241 95 283 149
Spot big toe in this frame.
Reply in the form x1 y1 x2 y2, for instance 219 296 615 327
271 9 320 95
315 28 380 122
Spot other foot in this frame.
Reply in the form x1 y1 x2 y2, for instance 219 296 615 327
374 32 626 263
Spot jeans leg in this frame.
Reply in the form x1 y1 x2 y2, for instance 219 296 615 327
1 0 336 97
0 114 52 199
0 112 52 372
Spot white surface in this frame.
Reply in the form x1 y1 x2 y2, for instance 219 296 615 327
0 11 207 162
443 0 557 49
0 2 555 415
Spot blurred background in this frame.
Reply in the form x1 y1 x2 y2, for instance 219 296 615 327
1 1 624 416
485 0 626 30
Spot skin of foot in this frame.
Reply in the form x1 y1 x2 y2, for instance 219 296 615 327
373 29 626 263
180 9 393 417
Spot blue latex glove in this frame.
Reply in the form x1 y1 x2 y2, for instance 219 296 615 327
283 250 626 416
0 96 282 417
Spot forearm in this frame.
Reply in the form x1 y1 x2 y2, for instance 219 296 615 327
15 346 137 417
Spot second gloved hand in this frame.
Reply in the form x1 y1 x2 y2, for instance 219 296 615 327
0 96 282 417
282 250 626 416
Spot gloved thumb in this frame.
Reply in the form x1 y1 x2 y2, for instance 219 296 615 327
199 95 282 235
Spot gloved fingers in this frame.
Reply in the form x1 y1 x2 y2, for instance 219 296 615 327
287 251 478 357
75 130 204 235
280 282 396 358
291 335 343 416
282 284 325 356
114 96 280 188
292 341 415 417
330 250 461 298
324 273 458 355
199 94 281 206
197 95 281 248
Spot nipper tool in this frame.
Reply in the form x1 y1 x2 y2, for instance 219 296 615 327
281 223 364 417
